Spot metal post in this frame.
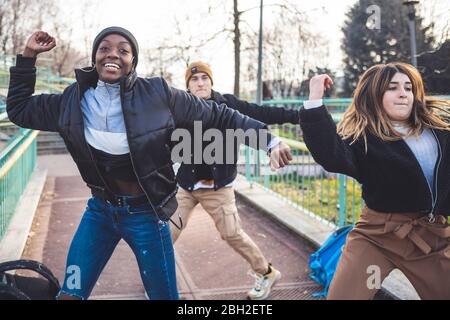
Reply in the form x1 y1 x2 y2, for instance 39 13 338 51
339 175 347 226
256 0 264 105
245 146 253 187
255 0 263 178
403 1 419 67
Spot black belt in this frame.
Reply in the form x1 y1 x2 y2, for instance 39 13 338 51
91 188 149 208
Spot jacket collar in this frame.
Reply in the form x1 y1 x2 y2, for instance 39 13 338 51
74 66 137 94
210 89 226 104
432 128 449 156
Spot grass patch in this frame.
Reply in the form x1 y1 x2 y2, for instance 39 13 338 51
252 172 363 226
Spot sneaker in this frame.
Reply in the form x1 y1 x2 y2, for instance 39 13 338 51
247 264 281 300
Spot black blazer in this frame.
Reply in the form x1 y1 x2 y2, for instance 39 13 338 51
299 105 450 216
176 90 300 191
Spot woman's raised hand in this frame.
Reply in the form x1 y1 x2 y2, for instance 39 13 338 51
23 31 56 58
309 74 333 100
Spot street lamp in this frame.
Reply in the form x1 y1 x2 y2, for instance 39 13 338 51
256 0 264 105
254 0 263 178
403 0 420 67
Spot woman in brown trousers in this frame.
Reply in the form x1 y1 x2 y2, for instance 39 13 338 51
299 62 450 300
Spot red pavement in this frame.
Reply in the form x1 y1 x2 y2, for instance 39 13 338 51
20 154 322 300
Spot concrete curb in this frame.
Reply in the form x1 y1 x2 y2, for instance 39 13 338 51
0 167 48 263
233 175 420 300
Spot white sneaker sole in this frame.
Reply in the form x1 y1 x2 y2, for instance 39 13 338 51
247 270 282 300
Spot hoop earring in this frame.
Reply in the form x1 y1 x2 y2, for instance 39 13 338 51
80 62 96 73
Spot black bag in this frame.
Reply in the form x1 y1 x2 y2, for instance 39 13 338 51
0 260 61 300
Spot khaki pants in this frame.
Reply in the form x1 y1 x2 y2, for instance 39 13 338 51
170 187 269 274
328 207 450 300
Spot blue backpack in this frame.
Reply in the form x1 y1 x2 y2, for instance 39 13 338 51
309 225 353 297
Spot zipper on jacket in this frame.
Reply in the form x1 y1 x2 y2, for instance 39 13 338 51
77 85 117 198
118 82 160 218
428 129 442 223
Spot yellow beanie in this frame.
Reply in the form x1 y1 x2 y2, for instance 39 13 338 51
185 61 213 88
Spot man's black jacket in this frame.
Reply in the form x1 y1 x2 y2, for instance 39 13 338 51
177 90 300 190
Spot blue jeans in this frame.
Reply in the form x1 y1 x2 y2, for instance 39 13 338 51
58 196 179 300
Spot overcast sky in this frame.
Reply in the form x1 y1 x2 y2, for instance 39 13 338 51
54 0 448 92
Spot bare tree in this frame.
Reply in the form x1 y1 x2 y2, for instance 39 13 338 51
0 0 96 76
143 1 228 86
0 0 18 56
0 0 11 59
10 0 25 54
143 46 176 83
46 23 85 77
80 0 100 66
240 1 327 98
233 0 241 96
417 0 450 50
0 0 55 55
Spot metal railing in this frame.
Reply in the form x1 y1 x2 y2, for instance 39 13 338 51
0 54 75 93
0 105 6 118
0 129 38 241
0 57 69 242
239 99 360 228
240 140 362 228
240 97 450 227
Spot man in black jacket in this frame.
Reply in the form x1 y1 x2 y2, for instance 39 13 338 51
170 61 300 300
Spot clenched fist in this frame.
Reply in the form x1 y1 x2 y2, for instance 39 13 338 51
309 74 334 100
269 141 292 171
23 31 56 58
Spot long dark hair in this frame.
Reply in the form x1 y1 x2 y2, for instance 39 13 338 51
338 62 450 149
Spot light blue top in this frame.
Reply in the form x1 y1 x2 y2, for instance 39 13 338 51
80 80 129 155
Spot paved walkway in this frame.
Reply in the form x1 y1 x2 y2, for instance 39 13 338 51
20 154 323 300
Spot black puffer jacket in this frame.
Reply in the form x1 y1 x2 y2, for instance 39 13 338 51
7 55 271 221
177 90 300 190
299 105 450 216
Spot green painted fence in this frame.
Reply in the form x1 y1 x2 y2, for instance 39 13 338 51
0 128 38 241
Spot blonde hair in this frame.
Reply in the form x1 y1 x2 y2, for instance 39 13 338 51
337 62 450 150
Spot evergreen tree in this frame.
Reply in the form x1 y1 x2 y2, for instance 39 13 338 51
418 40 450 95
341 0 434 96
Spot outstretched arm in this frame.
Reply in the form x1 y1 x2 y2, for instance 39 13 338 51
222 94 300 125
164 82 292 170
299 74 362 181
7 31 63 132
